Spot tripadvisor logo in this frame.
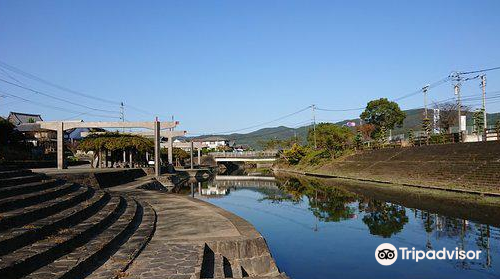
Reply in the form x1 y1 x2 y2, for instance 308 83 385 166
375 243 398 266
375 243 482 266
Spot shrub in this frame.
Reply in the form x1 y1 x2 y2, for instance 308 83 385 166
282 143 307 165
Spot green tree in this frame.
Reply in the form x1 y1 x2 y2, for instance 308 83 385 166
360 98 406 137
407 129 414 146
354 130 363 149
259 137 298 150
282 143 306 165
161 147 189 166
422 118 431 144
307 123 354 152
473 109 485 134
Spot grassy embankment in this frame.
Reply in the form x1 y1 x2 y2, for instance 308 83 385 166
274 143 500 196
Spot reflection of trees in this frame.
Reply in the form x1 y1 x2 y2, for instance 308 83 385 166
476 224 492 268
307 181 357 222
273 177 358 222
412 209 494 269
274 175 496 270
276 177 307 203
257 186 298 203
360 200 408 238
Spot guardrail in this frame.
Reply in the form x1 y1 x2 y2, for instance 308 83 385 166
209 151 278 158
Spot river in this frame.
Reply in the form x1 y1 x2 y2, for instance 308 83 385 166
184 174 500 279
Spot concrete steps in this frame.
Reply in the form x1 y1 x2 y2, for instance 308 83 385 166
0 168 157 279
0 179 61 199
86 202 156 279
0 182 79 212
0 174 47 187
0 170 33 179
200 244 277 279
0 191 109 254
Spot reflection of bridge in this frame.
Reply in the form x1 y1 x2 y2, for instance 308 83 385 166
210 151 278 162
212 175 277 188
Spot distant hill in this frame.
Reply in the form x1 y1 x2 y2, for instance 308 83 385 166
194 109 500 150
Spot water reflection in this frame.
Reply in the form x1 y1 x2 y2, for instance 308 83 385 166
189 175 500 278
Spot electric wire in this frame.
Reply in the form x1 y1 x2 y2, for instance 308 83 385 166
0 90 121 119
0 77 120 114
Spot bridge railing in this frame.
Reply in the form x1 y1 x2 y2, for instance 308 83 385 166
208 151 278 158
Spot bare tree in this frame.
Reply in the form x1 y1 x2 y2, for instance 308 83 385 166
434 102 470 133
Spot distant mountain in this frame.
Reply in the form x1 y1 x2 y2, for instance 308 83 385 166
193 109 500 150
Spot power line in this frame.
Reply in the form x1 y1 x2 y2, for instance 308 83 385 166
0 60 166 118
0 60 120 105
392 77 450 101
206 106 312 135
316 106 365 112
223 119 314 141
0 90 121 119
458 66 500 75
317 76 451 112
0 77 120 114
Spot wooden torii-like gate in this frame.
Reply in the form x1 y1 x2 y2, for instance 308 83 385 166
38 120 178 177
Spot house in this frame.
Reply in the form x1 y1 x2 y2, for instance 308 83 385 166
197 136 231 149
8 112 57 153
8 111 43 125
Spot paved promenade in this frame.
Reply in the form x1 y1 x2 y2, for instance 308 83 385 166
106 177 284 279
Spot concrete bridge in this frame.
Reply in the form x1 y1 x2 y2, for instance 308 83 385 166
209 151 278 162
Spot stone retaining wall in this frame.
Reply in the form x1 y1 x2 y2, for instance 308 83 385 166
49 168 146 188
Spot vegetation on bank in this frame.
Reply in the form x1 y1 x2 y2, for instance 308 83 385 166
274 98 406 167
271 96 500 170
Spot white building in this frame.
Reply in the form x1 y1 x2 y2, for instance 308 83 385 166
197 136 230 149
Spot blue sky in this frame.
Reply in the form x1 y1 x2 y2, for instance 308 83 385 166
1 0 499 134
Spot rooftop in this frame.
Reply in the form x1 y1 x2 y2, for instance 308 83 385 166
8 111 43 126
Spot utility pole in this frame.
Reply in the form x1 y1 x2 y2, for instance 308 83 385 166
120 102 125 133
312 104 317 149
454 82 462 141
422 85 430 119
481 75 487 139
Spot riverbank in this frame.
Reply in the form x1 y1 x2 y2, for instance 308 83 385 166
275 141 500 195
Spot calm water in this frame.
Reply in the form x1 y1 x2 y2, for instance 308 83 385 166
190 175 500 279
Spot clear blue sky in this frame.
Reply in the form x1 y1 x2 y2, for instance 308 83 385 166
1 0 499 134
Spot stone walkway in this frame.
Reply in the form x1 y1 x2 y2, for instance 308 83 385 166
107 177 281 279
126 243 202 279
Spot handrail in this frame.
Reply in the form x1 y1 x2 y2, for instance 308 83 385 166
209 151 278 158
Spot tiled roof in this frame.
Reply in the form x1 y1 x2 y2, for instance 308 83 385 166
8 112 43 125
